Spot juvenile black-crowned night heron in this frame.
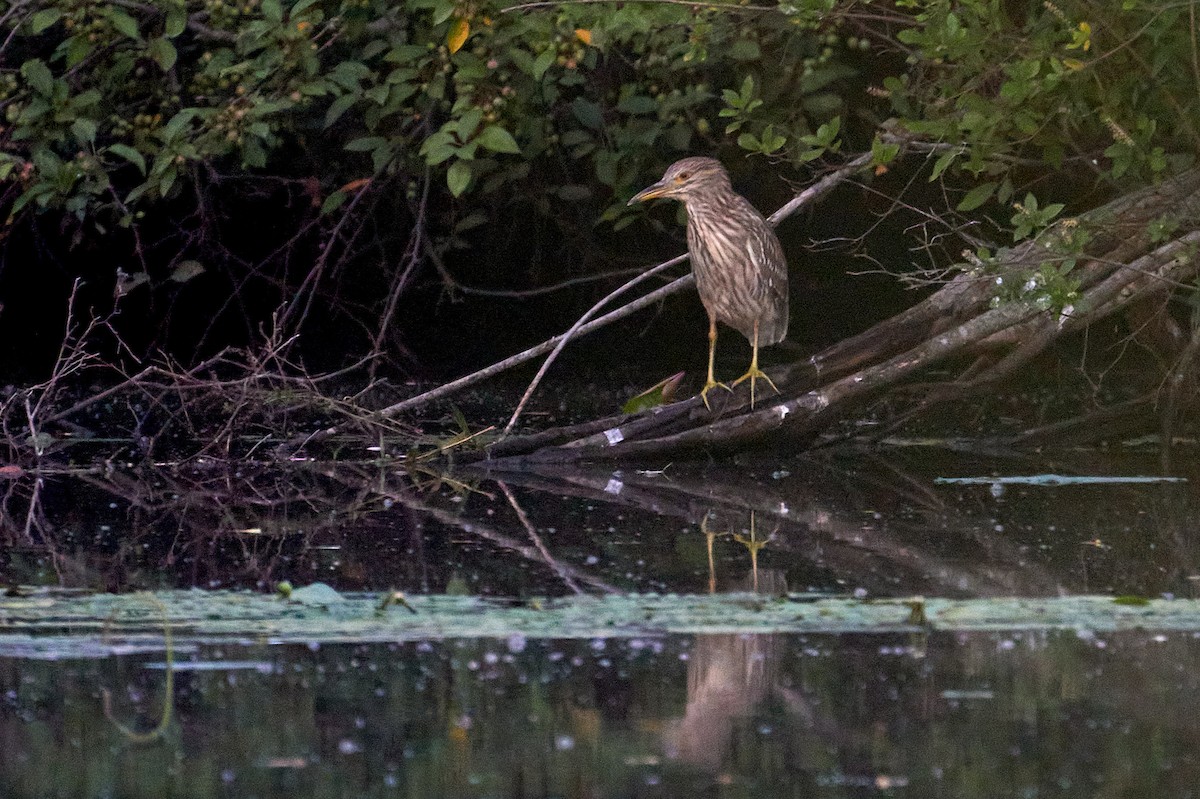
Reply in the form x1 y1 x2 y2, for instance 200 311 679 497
628 156 788 408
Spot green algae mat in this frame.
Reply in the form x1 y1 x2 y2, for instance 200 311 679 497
0 587 1197 658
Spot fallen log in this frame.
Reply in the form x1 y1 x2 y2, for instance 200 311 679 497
483 168 1200 464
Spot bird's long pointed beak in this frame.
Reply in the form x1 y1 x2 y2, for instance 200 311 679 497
628 181 671 206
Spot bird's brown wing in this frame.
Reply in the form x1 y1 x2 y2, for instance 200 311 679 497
747 221 789 345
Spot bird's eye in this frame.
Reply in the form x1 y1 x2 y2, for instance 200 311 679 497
675 171 691 182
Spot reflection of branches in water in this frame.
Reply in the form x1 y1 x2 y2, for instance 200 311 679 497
475 456 1067 598
497 481 584 595
362 475 622 595
0 462 374 590
0 474 74 585
0 461 622 595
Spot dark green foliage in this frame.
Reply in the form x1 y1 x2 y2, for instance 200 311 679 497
0 0 848 227
0 0 863 366
886 0 1196 195
0 0 1195 366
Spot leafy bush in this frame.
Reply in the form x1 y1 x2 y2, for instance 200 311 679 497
0 0 1195 366
1 0 855 225
0 0 865 366
881 0 1196 208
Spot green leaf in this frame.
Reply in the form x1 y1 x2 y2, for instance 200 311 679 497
737 132 760 151
320 190 348 215
162 108 199 140
71 118 97 144
1112 595 1151 606
165 8 187 37
241 137 266 168
476 125 520 154
870 136 900 166
159 166 178 197
957 181 997 212
728 40 761 61
622 372 683 413
21 60 54 96
432 0 455 25
617 95 658 115
454 211 488 231
262 0 283 22
345 136 387 152
559 130 591 147
447 108 482 138
815 115 840 146
760 130 786 153
30 8 61 33
929 148 958 181
739 75 754 101
798 64 856 94
147 38 177 71
422 142 457 165
324 94 357 127
447 160 471 197
108 144 146 175
571 98 603 130
106 8 141 40
532 49 555 81
64 33 94 66
997 176 1014 204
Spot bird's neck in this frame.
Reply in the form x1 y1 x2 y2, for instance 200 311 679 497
685 186 738 219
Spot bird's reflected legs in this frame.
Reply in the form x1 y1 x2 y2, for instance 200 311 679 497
732 321 779 408
700 316 731 409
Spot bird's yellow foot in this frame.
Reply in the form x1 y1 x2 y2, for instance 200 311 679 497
699 379 732 409
731 366 779 408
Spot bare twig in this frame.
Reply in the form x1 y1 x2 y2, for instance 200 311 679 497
370 170 430 374
373 260 691 418
280 180 373 333
501 255 687 435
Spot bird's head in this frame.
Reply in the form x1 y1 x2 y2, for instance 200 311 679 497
627 157 731 206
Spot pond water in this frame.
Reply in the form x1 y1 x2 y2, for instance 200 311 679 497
1 445 1198 796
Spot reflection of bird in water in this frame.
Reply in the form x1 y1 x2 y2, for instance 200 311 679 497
662 632 786 771
628 157 789 408
701 511 780 594
700 514 731 594
733 511 776 593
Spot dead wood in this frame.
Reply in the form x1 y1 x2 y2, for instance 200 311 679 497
482 168 1200 464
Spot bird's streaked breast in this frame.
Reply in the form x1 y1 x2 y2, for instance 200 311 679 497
684 192 788 343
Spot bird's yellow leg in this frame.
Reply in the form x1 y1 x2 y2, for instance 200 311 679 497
731 322 779 408
700 316 731 409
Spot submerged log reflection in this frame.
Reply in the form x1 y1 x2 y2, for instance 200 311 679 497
0 449 1194 599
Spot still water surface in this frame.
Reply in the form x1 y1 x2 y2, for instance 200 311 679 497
1 446 1198 796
